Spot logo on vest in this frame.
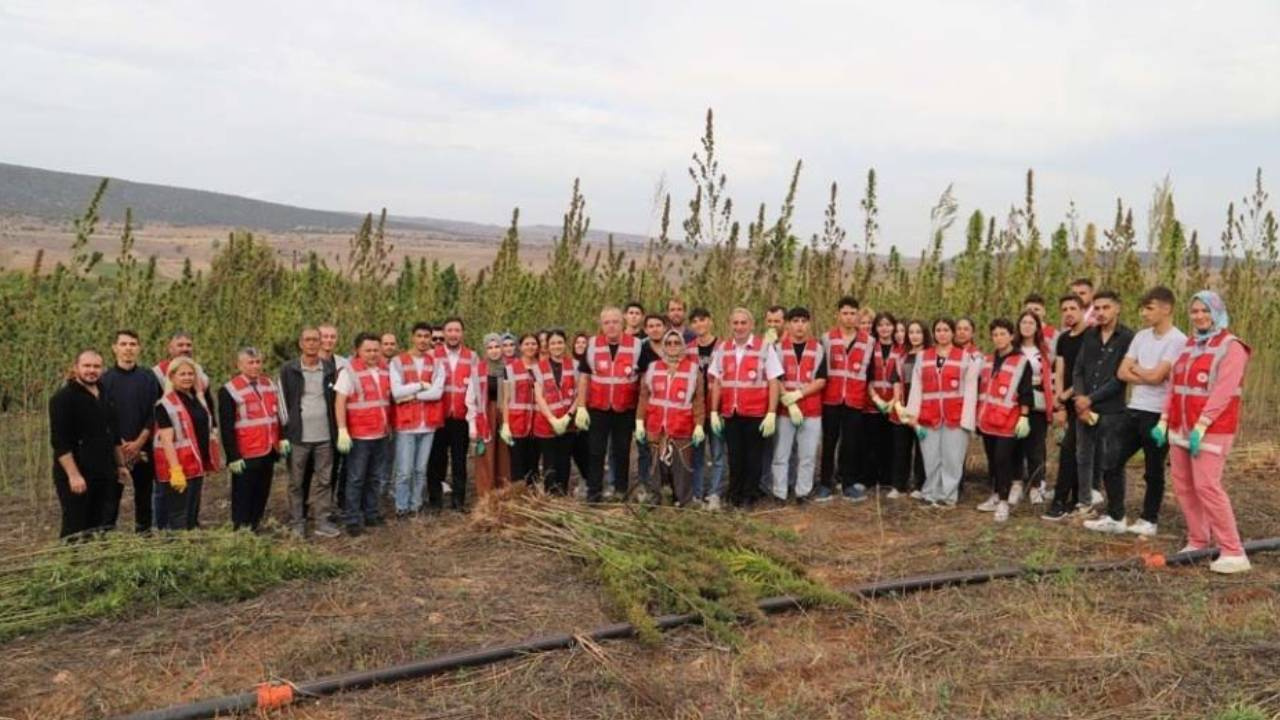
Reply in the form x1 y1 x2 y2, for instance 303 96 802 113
747 370 757 380
598 360 610 371
624 365 634 376
852 362 862 371
676 389 686 400
1196 371 1209 384
950 379 959 389
998 385 1007 395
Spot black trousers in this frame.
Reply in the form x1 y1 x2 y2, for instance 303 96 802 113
724 415 765 507
105 459 154 532
982 433 1018 500
427 418 470 509
820 404 863 491
539 435 573 494
1104 408 1167 523
55 474 116 539
511 436 541 484
586 408 634 501
330 449 346 515
891 423 925 492
1013 413 1048 489
1050 418 1081 511
860 411 894 487
571 431 590 486
231 455 275 530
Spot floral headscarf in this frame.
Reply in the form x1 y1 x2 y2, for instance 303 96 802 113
1191 290 1230 339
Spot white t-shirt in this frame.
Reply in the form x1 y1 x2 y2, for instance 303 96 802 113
1125 326 1187 413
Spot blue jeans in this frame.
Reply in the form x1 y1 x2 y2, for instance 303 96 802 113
691 430 726 499
378 435 395 499
393 431 435 513
153 476 204 530
637 440 653 491
345 438 387 527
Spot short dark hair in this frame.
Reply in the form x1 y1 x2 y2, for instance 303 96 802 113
988 317 1016 335
624 301 645 313
1022 293 1046 306
837 296 860 311
689 307 711 321
785 306 811 321
1094 290 1121 303
1140 286 1176 306
113 329 140 343
873 311 897 331
442 317 465 330
643 313 667 326
412 321 432 334
1058 294 1082 308
766 305 787 317
354 332 380 349
1070 277 1094 290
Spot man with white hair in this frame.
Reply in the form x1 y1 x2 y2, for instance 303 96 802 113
576 306 643 503
708 308 783 507
218 346 290 531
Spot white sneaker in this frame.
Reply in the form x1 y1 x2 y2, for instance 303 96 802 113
1177 544 1206 555
1029 486 1045 505
1209 555 1252 574
602 486 615 501
704 495 722 511
994 501 1010 523
909 490 925 500
886 489 902 499
442 482 453 495
1125 519 1158 537
1008 482 1024 506
1090 488 1105 506
1083 516 1127 534
976 494 999 512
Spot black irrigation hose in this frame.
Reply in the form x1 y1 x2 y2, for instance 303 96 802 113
115 537 1280 720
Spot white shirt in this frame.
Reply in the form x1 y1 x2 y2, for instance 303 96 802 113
1125 325 1187 413
707 334 784 380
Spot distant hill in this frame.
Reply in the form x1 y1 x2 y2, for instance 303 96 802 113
0 162 648 245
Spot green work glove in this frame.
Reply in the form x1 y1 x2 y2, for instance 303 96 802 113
575 406 591 431
915 425 928 442
780 390 803 407
634 418 646 444
1149 419 1168 448
1188 426 1205 458
336 428 352 454
228 459 246 475
474 439 487 457
873 396 891 414
691 425 706 447
787 403 804 427
760 412 777 438
763 328 779 346
500 422 515 447
276 439 291 457
710 411 724 437
1014 416 1030 439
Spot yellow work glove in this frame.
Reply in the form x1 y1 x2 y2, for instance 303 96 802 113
710 411 724 437
634 418 646 444
336 428 353 454
787 403 804 426
1084 411 1099 426
575 406 591 431
500 422 515 446
691 425 706 447
228 459 246 475
760 412 777 438
169 467 188 493
1014 416 1030 439
762 328 779 346
780 390 803 407
552 414 571 435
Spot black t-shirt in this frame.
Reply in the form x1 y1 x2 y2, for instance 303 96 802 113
637 342 659 375
154 390 213 472
1056 330 1086 392
789 342 829 379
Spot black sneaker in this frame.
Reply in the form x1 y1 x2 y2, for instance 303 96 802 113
345 524 364 537
1040 507 1069 522
365 515 386 527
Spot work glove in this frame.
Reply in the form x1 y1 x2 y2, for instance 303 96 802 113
228 459 246 475
1014 416 1030 439
634 419 646 444
1083 411 1099 426
915 425 928 442
760 412 777 438
780 390 803 407
575 406 591 431
1149 419 1168 448
1188 426 1206 458
895 404 914 424
277 440 291 457
474 439 487 457
873 396 891 414
336 428 353 454
691 425 706 447
710 411 724 437
500 422 515 447
552 414 571 435
169 467 188 493
763 328 779 346
787 403 804 426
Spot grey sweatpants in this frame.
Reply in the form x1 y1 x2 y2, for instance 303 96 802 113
771 416 821 499
920 425 969 504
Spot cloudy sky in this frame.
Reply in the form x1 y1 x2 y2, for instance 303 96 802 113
2 1 1278 255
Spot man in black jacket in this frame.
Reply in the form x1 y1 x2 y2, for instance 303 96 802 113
1071 290 1134 517
100 330 163 532
279 327 340 537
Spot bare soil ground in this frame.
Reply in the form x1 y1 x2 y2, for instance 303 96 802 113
2 443 1279 719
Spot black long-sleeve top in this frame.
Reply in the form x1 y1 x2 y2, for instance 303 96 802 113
1072 324 1134 414
100 363 163 442
49 380 120 482
218 383 280 463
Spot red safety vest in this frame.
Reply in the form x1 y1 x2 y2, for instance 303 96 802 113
585 334 640 411
644 357 700 439
436 345 477 421
1042 325 1058 345
1022 345 1055 419
153 358 210 394
977 352 1028 437
778 337 823 418
718 336 771 418
822 328 873 409
343 358 391 440
530 358 577 438
222 374 281 460
866 342 904 414
393 352 444 432
1168 330 1249 435
916 346 967 429
153 391 221 481
506 357 538 438
474 372 492 442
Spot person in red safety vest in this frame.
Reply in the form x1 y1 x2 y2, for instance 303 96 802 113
334 333 391 534
1010 310 1056 507
636 328 706 507
575 306 643 503
426 317 482 513
389 322 446 517
974 319 1033 523
901 317 980 507
769 306 827 502
218 346 289 531
502 333 543 484
816 296 875 503
532 330 581 495
153 356 221 531
863 311 904 493
708 307 783 508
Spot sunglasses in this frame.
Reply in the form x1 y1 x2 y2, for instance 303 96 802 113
431 336 444 342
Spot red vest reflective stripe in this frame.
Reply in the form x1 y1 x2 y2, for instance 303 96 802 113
645 357 700 439
822 328 872 408
586 335 640 411
153 391 219 481
779 338 823 418
436 346 477 421
344 358 391 439
506 358 538 438
1168 330 1249 435
531 358 578 438
867 342 903 413
393 352 444 432
719 336 770 417
474 373 492 442
223 374 281 459
977 352 1027 437
917 347 967 429
153 358 210 394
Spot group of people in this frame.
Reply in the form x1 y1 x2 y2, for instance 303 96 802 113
49 284 1254 573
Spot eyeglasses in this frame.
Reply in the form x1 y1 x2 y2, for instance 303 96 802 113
431 336 444 343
